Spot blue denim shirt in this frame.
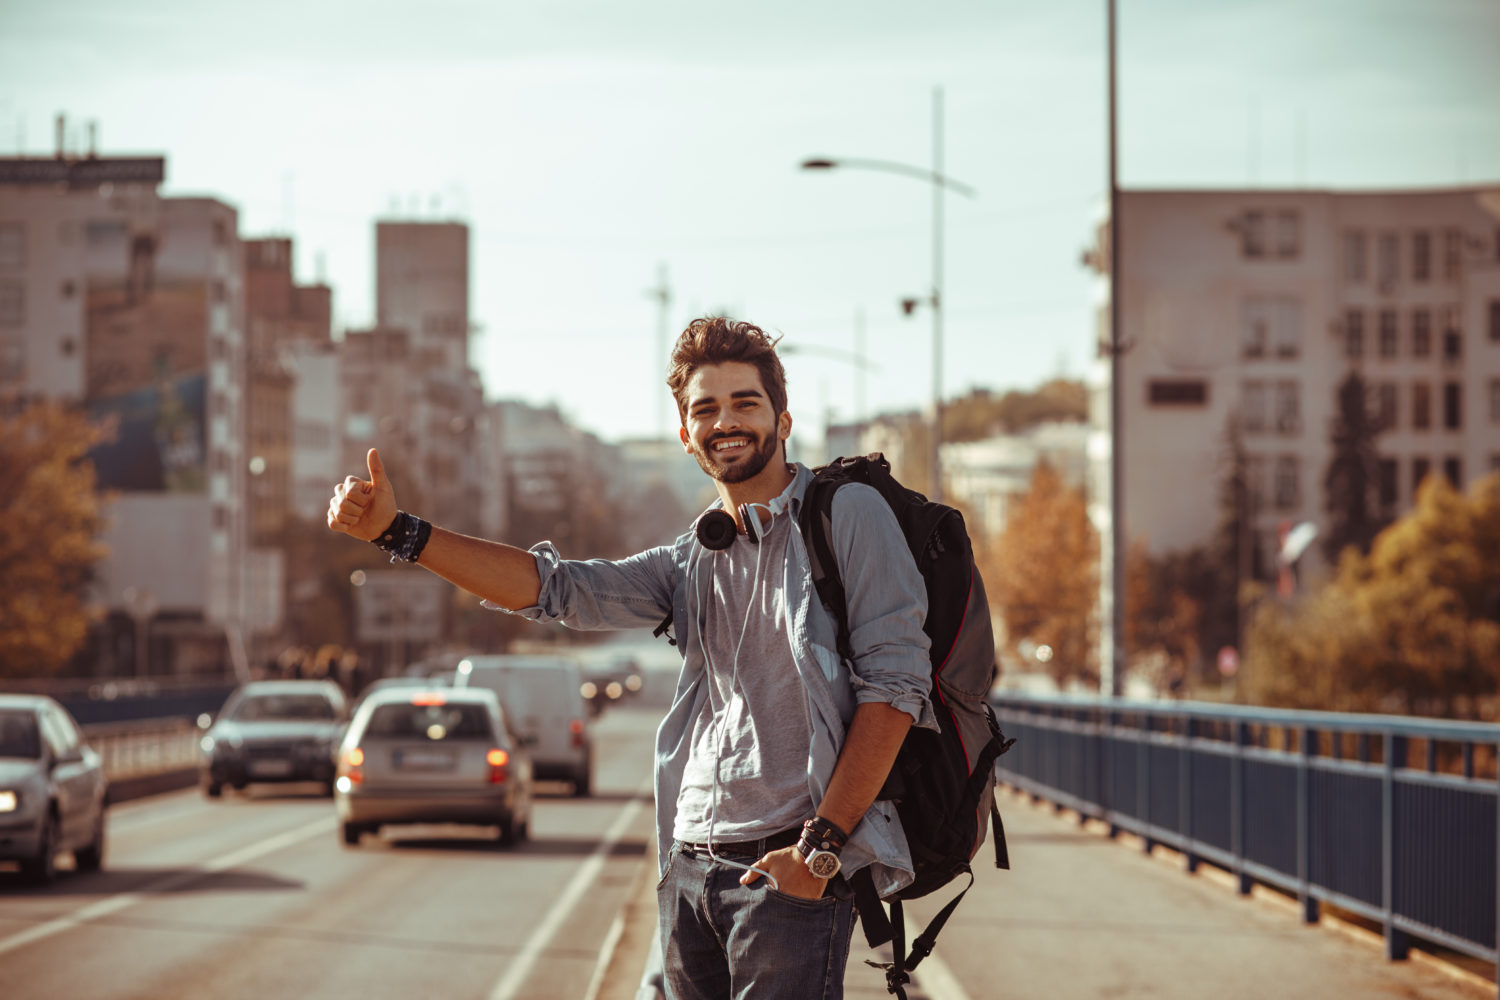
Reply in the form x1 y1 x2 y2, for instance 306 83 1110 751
493 463 936 898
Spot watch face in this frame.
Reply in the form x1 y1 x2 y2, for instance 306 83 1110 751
807 850 841 879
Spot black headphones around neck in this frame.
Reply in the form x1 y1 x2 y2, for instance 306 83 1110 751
693 497 785 550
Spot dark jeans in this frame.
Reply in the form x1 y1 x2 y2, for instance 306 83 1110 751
657 841 856 1000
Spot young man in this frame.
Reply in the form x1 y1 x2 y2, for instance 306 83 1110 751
327 317 934 999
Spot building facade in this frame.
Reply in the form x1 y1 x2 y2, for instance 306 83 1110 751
1099 185 1500 583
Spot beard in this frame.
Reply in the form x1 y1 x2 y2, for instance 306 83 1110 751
691 428 781 484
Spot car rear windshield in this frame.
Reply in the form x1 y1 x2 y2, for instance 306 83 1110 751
364 703 493 742
0 710 42 759
231 694 336 721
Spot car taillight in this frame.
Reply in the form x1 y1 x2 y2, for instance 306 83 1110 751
337 747 364 786
487 748 509 784
569 719 585 748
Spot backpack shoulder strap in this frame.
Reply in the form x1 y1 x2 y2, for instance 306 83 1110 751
797 463 857 662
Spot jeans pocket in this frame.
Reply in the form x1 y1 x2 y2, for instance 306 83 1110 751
656 843 679 891
763 883 839 909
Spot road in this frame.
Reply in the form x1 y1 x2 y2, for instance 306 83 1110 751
0 704 660 1000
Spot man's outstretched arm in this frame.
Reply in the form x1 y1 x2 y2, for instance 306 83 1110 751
327 448 542 610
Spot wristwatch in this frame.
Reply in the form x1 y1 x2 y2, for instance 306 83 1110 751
803 846 842 879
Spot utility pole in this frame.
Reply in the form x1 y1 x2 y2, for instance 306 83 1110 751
1106 0 1126 698
648 262 672 442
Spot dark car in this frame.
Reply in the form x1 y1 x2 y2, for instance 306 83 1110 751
334 686 534 847
198 680 348 798
0 694 108 882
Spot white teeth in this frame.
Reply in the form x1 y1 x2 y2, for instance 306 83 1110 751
714 439 747 451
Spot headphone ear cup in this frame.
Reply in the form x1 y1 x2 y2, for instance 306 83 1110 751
737 504 759 545
695 509 737 551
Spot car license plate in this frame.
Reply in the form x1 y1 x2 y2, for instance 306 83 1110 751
249 759 293 777
395 749 455 771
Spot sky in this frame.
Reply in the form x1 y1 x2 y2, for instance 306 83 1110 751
2 0 1498 445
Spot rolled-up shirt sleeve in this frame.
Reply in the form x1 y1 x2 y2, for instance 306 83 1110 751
827 485 936 729
483 540 677 632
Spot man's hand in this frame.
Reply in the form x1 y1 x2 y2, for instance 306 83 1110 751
739 846 828 900
327 448 398 542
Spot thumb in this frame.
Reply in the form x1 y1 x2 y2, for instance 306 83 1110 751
367 448 389 490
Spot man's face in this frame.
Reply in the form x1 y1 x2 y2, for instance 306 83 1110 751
678 362 791 485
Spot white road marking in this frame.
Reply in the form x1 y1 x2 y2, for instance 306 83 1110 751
488 792 649 1000
0 815 335 956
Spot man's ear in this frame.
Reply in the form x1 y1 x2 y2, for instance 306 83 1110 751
680 425 693 454
778 410 792 441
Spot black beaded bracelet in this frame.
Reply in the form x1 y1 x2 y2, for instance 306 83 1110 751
372 510 432 564
798 816 850 858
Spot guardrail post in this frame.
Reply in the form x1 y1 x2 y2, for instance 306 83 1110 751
1182 716 1198 873
1298 726 1318 924
1383 732 1410 960
1105 705 1120 840
1140 713 1154 854
1233 719 1251 896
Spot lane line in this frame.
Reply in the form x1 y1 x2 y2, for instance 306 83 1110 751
489 789 650 1000
0 815 335 956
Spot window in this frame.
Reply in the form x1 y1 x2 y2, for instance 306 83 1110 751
1444 382 1462 430
0 338 22 382
1273 211 1300 258
212 504 229 531
1377 458 1398 510
1247 455 1268 510
1413 457 1431 493
1242 297 1300 359
1242 381 1267 433
86 219 127 245
1274 381 1300 434
1242 300 1268 359
0 222 22 270
1274 455 1299 510
1242 211 1266 259
0 281 22 326
1489 300 1500 343
1378 309 1398 358
1413 382 1431 430
1491 379 1500 423
1412 231 1431 282
1375 382 1398 430
1148 379 1208 406
1273 299 1301 358
1443 229 1462 281
1344 310 1364 359
1343 230 1366 283
1377 232 1399 289
1412 309 1432 357
1443 457 1462 488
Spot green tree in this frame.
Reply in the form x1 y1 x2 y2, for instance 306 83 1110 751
987 460 1098 687
1245 473 1500 717
1125 542 1207 694
1322 369 1386 561
0 403 110 675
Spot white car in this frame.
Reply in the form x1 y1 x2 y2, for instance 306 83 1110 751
454 655 593 796
0 694 108 882
334 686 534 847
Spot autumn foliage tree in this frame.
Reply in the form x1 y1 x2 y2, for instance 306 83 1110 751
985 460 1098 687
1244 473 1500 718
0 403 111 675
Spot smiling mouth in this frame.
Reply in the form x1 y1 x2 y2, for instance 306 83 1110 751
711 437 750 453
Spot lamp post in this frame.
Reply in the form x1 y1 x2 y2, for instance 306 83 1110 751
801 86 976 503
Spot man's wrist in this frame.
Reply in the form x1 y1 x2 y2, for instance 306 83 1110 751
372 510 433 563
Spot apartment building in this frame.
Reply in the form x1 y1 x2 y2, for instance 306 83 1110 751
0 144 253 675
1097 185 1500 581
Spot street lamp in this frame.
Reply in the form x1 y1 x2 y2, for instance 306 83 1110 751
801 86 977 502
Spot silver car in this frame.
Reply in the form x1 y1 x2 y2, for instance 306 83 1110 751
199 680 348 798
334 686 534 847
0 694 108 882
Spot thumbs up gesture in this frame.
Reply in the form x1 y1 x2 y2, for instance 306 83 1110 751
327 448 399 541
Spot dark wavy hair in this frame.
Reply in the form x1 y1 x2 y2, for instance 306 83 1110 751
666 317 787 421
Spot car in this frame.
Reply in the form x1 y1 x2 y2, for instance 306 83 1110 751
0 694 108 883
453 655 593 796
333 686 534 847
198 680 348 798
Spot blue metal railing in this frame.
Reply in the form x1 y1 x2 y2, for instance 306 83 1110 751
992 694 1500 988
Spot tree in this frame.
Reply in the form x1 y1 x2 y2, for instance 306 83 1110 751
1244 473 1500 718
1322 369 1386 561
986 460 1098 687
1125 542 1207 694
0 403 110 675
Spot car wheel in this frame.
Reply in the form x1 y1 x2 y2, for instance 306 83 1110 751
496 815 516 847
341 822 365 847
74 810 106 871
572 768 591 798
201 775 223 799
323 781 336 798
21 811 59 884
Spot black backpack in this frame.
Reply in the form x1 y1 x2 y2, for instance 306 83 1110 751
798 454 1013 999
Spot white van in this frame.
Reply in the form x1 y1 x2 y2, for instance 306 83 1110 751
453 655 593 796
